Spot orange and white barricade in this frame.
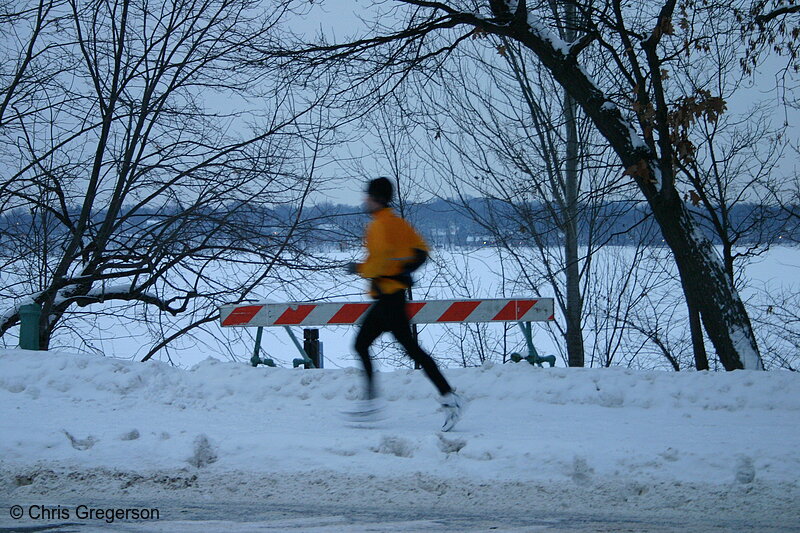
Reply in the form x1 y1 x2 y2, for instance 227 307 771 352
219 298 555 368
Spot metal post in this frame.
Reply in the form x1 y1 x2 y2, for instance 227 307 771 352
18 303 41 350
303 328 322 369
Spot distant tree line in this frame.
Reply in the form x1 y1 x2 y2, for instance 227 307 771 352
4 198 792 250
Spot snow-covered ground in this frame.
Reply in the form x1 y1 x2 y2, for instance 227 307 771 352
1 348 798 531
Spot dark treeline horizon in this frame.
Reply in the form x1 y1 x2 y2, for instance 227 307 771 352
2 197 794 249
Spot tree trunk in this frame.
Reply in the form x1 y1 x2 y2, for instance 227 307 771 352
651 193 762 370
562 1 585 368
564 91 584 367
687 299 709 370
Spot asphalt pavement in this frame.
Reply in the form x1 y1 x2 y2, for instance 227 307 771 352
2 499 799 532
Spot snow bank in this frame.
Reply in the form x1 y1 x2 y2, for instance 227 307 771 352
1 349 798 526
3 350 795 414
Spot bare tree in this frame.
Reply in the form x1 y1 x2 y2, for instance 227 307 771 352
663 8 788 369
0 0 339 357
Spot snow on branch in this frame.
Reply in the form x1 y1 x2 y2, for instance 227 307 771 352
59 284 195 316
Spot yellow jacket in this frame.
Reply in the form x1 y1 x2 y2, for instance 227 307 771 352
356 207 429 297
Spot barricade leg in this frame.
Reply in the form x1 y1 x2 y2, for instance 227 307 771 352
287 327 315 368
250 327 276 367
510 322 556 367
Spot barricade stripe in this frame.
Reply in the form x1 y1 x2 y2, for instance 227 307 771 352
437 301 481 322
303 305 340 326
222 305 263 326
405 302 426 320
492 300 537 321
328 303 372 324
275 304 317 325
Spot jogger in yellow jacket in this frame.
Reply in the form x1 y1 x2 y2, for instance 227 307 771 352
345 177 462 431
355 206 429 297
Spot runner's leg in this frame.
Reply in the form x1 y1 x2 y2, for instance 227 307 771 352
386 292 452 396
354 301 386 399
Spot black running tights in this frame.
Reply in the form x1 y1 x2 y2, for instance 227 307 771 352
354 291 452 399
